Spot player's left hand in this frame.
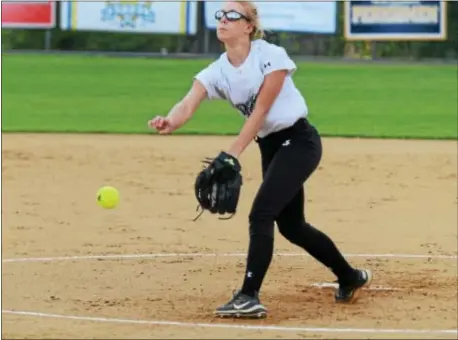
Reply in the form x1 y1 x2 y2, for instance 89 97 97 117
193 151 243 220
208 152 241 182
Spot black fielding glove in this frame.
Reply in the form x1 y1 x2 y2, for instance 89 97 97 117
193 151 243 220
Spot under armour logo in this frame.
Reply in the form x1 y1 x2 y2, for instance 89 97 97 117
263 62 271 69
282 139 291 146
247 271 253 278
224 158 235 166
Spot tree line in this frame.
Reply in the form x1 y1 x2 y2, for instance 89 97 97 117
2 1 457 60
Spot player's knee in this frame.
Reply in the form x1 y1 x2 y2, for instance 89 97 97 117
278 222 301 245
277 218 310 246
249 209 275 238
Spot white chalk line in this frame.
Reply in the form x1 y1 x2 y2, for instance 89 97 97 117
2 310 456 336
2 252 457 263
310 282 403 292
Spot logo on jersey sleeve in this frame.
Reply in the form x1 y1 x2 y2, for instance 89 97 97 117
234 93 258 118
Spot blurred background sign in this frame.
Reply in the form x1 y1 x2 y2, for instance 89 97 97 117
1 1 456 59
1 0 55 29
344 1 447 40
59 1 198 35
204 1 337 34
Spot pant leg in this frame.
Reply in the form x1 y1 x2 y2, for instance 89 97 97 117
241 126 322 296
276 187 357 281
249 126 322 237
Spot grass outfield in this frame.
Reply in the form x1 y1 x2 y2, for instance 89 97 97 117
2 53 457 139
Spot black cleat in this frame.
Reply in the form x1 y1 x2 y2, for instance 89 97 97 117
335 269 373 303
215 290 267 319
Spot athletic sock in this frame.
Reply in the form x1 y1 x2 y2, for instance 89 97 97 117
241 234 274 297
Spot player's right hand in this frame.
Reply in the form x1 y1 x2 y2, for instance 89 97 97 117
148 116 176 135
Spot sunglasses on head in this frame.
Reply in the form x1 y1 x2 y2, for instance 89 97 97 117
215 9 250 22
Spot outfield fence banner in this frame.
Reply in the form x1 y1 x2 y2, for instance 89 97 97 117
204 1 337 34
1 0 55 29
344 1 447 41
60 1 198 35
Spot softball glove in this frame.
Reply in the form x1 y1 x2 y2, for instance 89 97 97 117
193 151 243 221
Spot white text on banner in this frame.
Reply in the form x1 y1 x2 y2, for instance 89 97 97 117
344 1 447 41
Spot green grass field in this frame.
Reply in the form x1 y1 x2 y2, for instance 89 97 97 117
2 53 457 139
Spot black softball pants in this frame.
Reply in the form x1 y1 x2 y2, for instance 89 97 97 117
241 118 357 297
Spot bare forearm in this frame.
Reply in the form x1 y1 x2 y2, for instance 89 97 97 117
228 109 266 158
166 101 193 129
227 71 287 158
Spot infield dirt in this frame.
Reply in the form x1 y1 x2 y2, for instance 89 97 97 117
2 134 457 339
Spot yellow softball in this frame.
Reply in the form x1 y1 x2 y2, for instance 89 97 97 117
96 186 120 209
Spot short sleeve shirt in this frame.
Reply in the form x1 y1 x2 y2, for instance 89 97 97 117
194 39 308 138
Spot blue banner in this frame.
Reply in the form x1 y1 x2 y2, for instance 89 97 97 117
205 1 337 34
344 1 447 40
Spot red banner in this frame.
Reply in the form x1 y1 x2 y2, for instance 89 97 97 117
1 1 55 28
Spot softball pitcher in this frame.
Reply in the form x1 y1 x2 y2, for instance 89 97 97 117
149 1 372 319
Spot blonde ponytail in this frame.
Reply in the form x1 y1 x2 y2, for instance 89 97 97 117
250 19 264 40
236 1 264 40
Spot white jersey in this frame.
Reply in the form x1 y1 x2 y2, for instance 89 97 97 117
194 39 309 138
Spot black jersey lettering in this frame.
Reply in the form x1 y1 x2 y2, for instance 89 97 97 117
235 93 258 118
